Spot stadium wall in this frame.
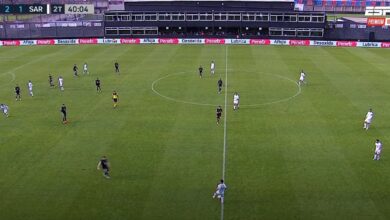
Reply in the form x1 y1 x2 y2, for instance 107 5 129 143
0 22 104 40
0 21 389 41
325 27 390 41
0 37 389 48
124 0 295 11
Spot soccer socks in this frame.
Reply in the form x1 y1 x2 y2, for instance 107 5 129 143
212 193 224 203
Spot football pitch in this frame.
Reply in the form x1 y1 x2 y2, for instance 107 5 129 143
1 44 390 220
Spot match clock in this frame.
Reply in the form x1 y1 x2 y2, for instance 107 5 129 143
64 4 94 14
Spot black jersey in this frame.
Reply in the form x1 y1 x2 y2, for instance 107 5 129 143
199 67 203 73
96 79 101 86
218 79 223 87
49 75 53 82
61 106 66 114
115 62 119 68
100 159 109 170
73 65 78 71
216 107 223 115
15 86 20 93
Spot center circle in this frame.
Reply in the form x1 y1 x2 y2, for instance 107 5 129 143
151 71 301 107
0 72 15 85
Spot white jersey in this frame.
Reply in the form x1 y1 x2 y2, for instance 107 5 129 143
58 78 64 86
300 72 305 80
28 82 33 90
233 94 240 102
375 142 382 154
1 104 9 113
84 64 88 70
211 62 215 70
365 111 374 122
216 183 227 195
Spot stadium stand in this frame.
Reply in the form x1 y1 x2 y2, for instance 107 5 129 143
295 0 390 12
104 0 326 39
0 0 389 41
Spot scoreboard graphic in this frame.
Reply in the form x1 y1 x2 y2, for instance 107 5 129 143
0 4 94 14
365 6 390 27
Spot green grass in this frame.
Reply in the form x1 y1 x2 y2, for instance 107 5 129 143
1 45 390 220
327 13 366 21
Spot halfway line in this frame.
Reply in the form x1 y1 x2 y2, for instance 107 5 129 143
221 45 228 220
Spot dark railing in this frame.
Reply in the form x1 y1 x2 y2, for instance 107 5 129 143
104 11 326 23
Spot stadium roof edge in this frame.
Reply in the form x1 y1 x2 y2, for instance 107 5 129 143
125 0 295 2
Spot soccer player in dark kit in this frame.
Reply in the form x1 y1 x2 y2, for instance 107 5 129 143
97 156 110 178
218 78 223 94
114 62 120 73
198 65 203 78
216 106 223 124
95 78 101 92
49 74 54 87
73 64 78 76
60 104 67 124
15 84 21 101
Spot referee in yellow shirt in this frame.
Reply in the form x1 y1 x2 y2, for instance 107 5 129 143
112 91 118 108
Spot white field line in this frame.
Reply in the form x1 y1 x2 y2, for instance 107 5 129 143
151 72 217 107
221 45 228 220
151 72 301 108
0 47 72 84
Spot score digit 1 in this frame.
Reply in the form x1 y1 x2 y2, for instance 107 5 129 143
18 5 23 13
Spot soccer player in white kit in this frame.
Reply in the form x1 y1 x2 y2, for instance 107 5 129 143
212 179 227 204
27 80 33 96
210 61 215 75
373 139 382 160
0 104 9 117
363 108 374 130
233 92 240 110
298 70 306 86
83 63 89 74
58 76 64 91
